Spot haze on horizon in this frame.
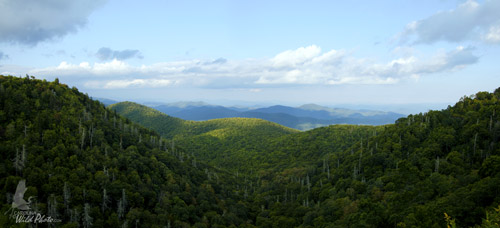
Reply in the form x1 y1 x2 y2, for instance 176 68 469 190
1 0 499 114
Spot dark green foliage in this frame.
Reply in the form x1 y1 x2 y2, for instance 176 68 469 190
0 75 251 227
109 101 186 139
113 86 500 227
2 75 500 227
110 101 299 171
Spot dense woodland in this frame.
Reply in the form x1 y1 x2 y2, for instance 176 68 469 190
0 76 252 227
1 75 500 227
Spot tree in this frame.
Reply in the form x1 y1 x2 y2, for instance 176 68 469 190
83 203 93 228
63 182 71 215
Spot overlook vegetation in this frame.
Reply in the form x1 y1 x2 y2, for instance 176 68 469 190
113 86 500 227
1 75 500 227
0 75 253 227
110 102 382 176
109 102 299 171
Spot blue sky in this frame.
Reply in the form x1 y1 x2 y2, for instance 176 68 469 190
1 0 500 113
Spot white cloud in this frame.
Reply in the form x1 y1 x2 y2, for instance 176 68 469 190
327 77 398 85
94 79 173 89
0 0 107 45
271 45 322 67
29 61 92 76
423 46 479 73
310 49 345 65
255 45 477 85
483 25 500 43
93 59 133 75
399 0 500 44
4 45 478 89
30 59 132 76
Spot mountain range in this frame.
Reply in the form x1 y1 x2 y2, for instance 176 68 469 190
109 91 500 227
3 75 500 227
150 102 404 130
96 98 404 130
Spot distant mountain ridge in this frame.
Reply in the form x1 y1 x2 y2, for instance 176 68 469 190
93 97 118 106
94 98 404 130
152 102 404 130
4 75 499 227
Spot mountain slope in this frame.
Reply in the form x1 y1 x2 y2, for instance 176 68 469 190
0 76 251 227
248 89 500 227
3 75 499 227
109 101 185 138
153 103 404 130
110 101 298 138
110 101 299 170
94 97 119 106
252 105 333 120
155 104 240 121
118 87 500 227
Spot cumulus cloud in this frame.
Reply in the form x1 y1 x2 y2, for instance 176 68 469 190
399 0 500 44
29 59 132 76
271 45 322 68
96 47 143 61
206 58 227 65
483 25 500 43
5 45 479 89
85 79 173 89
0 0 107 45
438 46 478 70
255 45 478 85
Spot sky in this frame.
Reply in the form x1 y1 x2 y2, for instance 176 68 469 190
1 0 500 113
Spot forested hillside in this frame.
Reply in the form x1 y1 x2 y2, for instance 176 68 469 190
110 102 299 171
111 102 381 176
0 75 253 227
108 101 186 139
114 86 500 227
245 90 500 227
2 75 500 227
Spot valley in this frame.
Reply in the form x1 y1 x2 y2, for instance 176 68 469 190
100 99 404 131
1 75 499 227
2 1 499 227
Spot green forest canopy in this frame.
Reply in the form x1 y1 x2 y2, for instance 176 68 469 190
1 75 500 227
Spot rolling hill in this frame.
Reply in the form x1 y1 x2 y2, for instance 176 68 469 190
109 101 299 170
108 101 185 139
152 102 404 130
3 75 500 227
109 101 297 138
112 86 500 227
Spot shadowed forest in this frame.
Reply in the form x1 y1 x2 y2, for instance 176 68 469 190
1 75 500 227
